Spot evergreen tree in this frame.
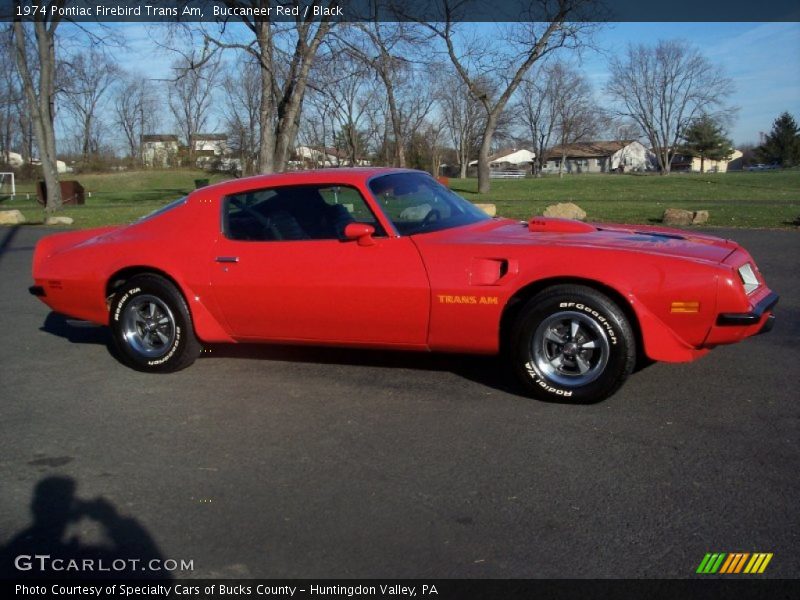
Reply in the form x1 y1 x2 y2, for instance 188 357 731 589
679 115 734 173
757 112 800 167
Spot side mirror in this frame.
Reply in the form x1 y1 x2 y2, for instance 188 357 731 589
343 222 376 247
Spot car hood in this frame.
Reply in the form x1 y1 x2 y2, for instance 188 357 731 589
428 218 740 264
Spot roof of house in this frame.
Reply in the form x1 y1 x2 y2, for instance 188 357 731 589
191 133 228 141
297 146 358 161
546 140 636 160
488 147 535 162
467 147 535 166
141 134 180 142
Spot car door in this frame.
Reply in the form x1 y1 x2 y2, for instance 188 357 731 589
209 183 431 346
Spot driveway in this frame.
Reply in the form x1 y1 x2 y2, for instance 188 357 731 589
0 225 797 579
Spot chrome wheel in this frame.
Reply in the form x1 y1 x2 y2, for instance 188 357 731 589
120 294 176 358
531 311 610 387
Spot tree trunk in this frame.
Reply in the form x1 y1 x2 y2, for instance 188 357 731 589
656 147 670 175
82 114 92 161
559 151 566 179
477 115 497 194
384 80 405 168
14 21 63 212
256 22 275 173
700 154 705 174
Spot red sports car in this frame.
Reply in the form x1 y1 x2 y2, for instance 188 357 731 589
30 168 777 402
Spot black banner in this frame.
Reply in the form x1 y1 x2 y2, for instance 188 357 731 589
4 579 800 600
0 0 799 23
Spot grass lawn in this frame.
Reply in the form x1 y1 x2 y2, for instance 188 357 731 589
450 170 800 228
1 168 798 229
1 170 230 229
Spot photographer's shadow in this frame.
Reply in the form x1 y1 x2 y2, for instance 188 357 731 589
1 476 171 580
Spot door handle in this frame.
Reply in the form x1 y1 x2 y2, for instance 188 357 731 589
215 256 239 263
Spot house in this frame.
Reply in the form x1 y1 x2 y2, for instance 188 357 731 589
295 146 371 168
141 135 181 168
2 151 24 168
28 157 73 174
469 147 536 171
671 149 743 173
190 133 230 168
544 140 654 174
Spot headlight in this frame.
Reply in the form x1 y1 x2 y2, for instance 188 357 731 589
738 263 760 294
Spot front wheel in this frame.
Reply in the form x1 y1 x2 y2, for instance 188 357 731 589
509 285 637 403
109 274 201 373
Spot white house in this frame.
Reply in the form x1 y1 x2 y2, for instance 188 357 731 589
28 157 73 173
672 149 744 173
141 134 181 168
295 146 371 168
2 151 24 168
469 147 536 169
191 133 230 169
544 140 654 173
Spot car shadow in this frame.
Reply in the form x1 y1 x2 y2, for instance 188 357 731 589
41 312 109 345
39 312 526 397
204 343 531 398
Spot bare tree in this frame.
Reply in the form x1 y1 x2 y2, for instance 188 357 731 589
333 6 429 167
179 0 337 173
299 86 338 163
12 8 64 211
419 0 596 193
438 73 486 178
550 63 601 177
60 49 119 163
312 53 377 165
0 27 24 164
221 58 261 175
515 67 558 177
168 55 221 165
606 40 734 174
421 118 448 176
2 26 36 166
113 73 160 163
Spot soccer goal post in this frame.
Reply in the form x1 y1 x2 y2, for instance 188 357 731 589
0 172 15 198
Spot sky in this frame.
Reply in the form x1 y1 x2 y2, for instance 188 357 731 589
73 20 800 148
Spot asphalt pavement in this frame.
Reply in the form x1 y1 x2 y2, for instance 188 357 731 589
0 225 797 579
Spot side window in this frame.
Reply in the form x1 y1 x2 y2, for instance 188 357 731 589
223 184 384 242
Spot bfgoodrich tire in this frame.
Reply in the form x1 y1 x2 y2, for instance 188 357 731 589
510 285 636 403
109 274 201 373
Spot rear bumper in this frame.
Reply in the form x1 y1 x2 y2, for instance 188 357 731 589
716 292 779 326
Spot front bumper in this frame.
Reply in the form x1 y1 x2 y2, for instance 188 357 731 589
704 291 778 346
716 291 779 326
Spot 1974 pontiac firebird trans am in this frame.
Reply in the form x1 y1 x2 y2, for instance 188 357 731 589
30 168 778 403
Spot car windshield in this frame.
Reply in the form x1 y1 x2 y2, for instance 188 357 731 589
368 172 490 235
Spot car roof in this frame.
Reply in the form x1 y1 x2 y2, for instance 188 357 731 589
191 167 424 198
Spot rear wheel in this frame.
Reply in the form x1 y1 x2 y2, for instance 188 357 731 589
109 275 201 373
509 285 636 403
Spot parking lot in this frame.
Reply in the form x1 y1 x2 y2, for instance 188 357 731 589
1 225 797 579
